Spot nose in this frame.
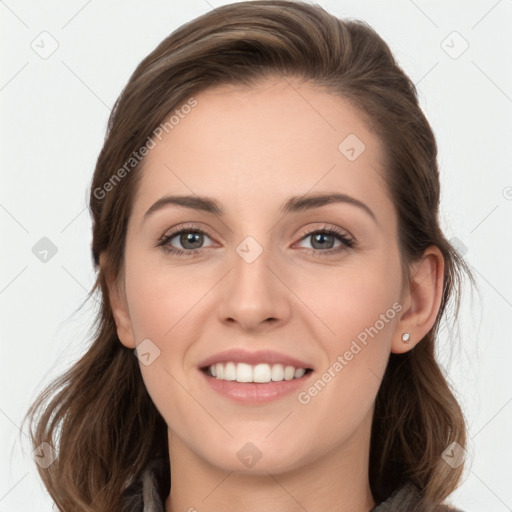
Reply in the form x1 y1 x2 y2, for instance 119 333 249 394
217 242 292 332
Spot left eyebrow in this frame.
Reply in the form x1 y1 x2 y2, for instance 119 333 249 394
144 192 377 224
281 193 377 223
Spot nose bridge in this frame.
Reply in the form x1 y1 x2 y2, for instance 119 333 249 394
218 232 290 327
232 233 275 298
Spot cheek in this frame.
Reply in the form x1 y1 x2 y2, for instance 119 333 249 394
331 275 400 348
291 250 401 345
295 299 396 449
123 250 201 342
292 253 400 412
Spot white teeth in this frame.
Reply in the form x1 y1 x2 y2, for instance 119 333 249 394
253 363 270 383
284 365 295 380
224 362 237 381
236 362 253 382
294 368 306 378
206 362 309 383
271 364 284 381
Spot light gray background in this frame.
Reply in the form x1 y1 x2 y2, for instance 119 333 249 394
1 1 511 510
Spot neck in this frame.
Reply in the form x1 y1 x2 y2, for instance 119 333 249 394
164 410 376 512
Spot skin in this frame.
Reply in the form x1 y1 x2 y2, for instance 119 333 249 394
103 76 444 512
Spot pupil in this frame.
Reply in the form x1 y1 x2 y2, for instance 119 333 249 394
181 232 202 249
312 233 334 250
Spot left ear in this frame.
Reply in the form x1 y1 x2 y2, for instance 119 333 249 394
392 245 445 354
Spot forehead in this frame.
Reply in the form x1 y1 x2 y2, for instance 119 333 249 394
132 77 391 223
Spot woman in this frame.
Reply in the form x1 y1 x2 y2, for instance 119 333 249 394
23 1 474 510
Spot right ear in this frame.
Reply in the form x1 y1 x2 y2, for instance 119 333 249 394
99 252 136 349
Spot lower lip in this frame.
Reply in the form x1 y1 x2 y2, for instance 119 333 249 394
199 369 314 404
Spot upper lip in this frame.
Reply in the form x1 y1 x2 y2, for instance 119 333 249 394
198 348 314 370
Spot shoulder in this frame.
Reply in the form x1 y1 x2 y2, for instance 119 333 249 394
372 481 466 512
140 459 165 512
120 458 166 512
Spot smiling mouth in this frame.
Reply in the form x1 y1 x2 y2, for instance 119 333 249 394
200 362 314 383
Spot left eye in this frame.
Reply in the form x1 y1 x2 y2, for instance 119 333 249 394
294 227 354 256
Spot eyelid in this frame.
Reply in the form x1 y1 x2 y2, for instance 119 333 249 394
157 222 217 249
158 222 214 240
298 223 353 240
159 222 353 242
292 224 355 253
157 222 355 255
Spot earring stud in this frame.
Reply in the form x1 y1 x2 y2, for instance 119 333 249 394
401 333 411 343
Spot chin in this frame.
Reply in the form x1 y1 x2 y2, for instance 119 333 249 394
203 442 309 475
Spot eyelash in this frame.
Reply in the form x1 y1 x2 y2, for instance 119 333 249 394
156 223 355 258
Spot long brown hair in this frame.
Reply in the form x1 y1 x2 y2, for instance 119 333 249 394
22 1 475 510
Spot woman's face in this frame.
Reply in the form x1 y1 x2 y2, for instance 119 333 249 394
111 77 411 474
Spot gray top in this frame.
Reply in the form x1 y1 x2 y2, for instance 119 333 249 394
128 460 464 512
